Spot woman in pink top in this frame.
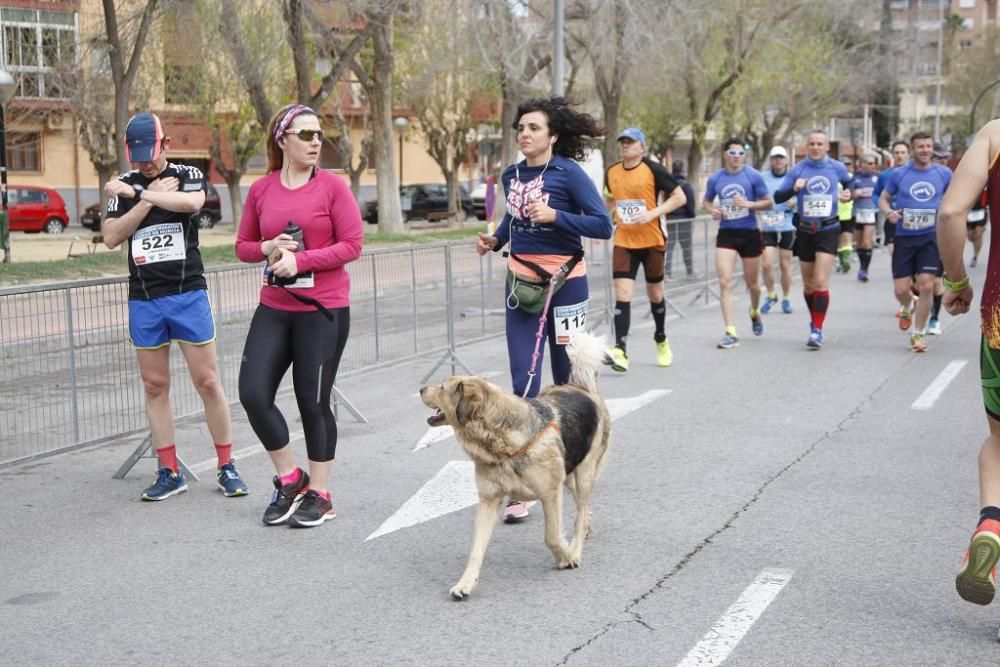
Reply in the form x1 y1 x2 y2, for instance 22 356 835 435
236 104 363 528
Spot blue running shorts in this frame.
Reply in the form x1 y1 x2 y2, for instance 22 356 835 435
128 289 216 349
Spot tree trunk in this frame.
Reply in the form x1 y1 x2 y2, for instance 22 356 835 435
226 177 243 226
369 17 403 234
500 83 519 172
687 124 707 199
601 96 620 169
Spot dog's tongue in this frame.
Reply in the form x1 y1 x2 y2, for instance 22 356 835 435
427 408 446 427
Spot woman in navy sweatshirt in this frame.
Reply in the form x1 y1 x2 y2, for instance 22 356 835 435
475 97 613 520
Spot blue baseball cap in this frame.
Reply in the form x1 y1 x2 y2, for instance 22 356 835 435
617 127 646 144
125 112 165 163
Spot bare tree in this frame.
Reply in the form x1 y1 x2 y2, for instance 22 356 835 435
221 0 377 205
399 0 482 224
350 0 404 233
187 0 288 224
720 2 874 168
474 0 551 169
563 0 654 162
101 0 159 172
656 0 801 185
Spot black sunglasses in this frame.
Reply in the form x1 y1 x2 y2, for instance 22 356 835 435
285 129 324 142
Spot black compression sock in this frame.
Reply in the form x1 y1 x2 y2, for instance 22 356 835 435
859 249 872 270
980 506 1000 523
932 293 942 320
651 299 666 341
613 301 630 350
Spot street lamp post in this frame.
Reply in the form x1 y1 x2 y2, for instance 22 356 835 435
0 69 16 264
393 116 409 185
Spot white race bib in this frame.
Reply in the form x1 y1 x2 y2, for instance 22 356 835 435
855 208 877 224
553 300 588 345
616 199 647 225
756 210 784 230
902 208 937 231
720 198 749 221
969 209 986 222
802 194 833 218
132 223 185 265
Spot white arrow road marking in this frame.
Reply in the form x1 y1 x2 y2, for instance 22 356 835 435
676 569 794 667
413 425 455 451
606 389 671 420
911 360 968 410
412 388 671 452
376 389 672 538
366 461 477 541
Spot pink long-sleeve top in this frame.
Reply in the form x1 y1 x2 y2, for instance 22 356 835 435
236 170 363 311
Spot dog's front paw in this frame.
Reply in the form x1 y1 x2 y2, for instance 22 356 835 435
557 555 581 569
450 579 476 600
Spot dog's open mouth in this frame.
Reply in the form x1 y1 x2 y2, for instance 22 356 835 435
427 407 447 427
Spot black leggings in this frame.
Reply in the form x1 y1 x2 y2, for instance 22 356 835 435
238 304 350 462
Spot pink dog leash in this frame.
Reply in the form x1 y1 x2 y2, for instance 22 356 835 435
522 261 573 398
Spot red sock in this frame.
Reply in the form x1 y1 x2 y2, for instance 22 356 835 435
812 290 830 329
310 488 331 501
214 443 232 469
156 445 179 473
279 468 301 486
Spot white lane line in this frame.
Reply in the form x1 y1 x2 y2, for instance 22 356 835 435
911 360 968 410
676 569 794 667
189 430 305 474
412 389 672 452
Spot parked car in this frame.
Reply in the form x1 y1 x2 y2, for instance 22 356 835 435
4 185 69 234
80 182 222 231
470 182 494 220
364 183 474 224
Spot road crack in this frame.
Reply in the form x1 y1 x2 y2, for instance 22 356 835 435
556 366 902 665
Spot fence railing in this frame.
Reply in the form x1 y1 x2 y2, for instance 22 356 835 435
0 216 728 467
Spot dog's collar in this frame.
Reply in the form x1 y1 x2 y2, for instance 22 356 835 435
507 420 559 459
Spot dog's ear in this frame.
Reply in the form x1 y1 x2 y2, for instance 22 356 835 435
454 381 481 425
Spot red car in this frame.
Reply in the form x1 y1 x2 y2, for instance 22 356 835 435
5 185 69 234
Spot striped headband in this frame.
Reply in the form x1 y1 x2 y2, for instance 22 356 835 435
273 104 315 142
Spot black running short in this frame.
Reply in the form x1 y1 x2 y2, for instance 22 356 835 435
612 246 665 283
716 228 763 259
839 218 854 234
762 230 795 251
793 227 839 262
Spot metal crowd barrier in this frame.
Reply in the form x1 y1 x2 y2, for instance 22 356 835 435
0 216 725 468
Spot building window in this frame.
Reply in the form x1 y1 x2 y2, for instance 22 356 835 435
959 0 976 7
6 132 41 172
0 8 77 100
963 17 975 29
960 39 974 49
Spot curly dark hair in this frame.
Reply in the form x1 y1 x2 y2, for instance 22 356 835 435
513 97 603 162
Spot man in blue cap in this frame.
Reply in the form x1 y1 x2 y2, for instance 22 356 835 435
103 112 247 502
603 126 686 370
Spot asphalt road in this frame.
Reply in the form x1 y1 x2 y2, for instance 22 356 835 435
2 242 999 665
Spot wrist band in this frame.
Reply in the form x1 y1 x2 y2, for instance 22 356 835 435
943 274 970 291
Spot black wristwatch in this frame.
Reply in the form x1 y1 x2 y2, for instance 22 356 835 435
132 185 143 201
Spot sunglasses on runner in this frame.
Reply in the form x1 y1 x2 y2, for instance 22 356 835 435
285 129 324 142
726 149 746 157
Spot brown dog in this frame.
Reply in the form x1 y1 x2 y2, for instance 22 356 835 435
419 332 611 600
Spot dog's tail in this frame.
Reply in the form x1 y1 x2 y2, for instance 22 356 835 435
567 332 606 393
